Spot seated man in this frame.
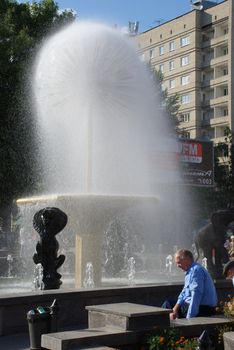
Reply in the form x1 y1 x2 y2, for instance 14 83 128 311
163 249 217 319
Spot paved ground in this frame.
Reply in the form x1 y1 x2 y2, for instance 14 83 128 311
0 332 30 350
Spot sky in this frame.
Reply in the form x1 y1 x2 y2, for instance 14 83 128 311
56 0 194 33
17 0 220 33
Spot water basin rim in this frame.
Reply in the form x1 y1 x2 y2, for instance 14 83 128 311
16 193 160 204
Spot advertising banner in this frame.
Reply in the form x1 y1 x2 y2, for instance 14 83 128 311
178 139 214 187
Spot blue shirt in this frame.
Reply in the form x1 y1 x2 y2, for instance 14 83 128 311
177 262 218 318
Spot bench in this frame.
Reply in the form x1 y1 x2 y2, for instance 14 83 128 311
170 316 234 338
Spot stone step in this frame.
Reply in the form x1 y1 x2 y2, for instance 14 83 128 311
86 302 171 330
223 331 234 350
41 326 145 350
42 304 233 350
171 316 234 338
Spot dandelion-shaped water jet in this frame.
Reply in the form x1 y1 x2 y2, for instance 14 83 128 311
16 21 193 289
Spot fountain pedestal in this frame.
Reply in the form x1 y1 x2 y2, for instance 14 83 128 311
17 194 158 288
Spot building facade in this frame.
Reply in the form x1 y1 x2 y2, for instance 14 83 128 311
137 0 233 144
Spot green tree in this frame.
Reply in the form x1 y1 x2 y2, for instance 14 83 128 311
153 68 180 132
0 0 76 234
213 127 234 208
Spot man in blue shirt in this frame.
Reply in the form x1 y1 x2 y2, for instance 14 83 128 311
169 249 217 319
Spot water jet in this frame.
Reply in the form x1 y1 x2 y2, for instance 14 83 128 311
7 21 193 291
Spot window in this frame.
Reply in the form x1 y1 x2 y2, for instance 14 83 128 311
169 79 176 89
159 46 164 55
183 131 190 139
181 75 190 85
159 64 164 73
223 108 228 116
181 94 190 104
169 60 175 70
181 55 189 66
223 68 228 75
223 87 228 96
181 36 190 47
223 47 228 55
180 113 190 122
149 49 155 59
169 41 175 51
224 27 229 35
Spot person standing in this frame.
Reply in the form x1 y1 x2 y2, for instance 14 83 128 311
164 249 217 319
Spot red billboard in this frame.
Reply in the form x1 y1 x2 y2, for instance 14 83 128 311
178 139 214 187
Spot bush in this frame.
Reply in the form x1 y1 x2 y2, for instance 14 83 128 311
145 328 198 350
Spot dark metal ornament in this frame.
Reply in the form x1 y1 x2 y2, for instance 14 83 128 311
33 207 67 290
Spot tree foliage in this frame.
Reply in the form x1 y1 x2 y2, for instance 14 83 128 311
0 0 76 232
213 127 234 208
153 68 180 132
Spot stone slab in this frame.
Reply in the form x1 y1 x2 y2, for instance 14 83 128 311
223 331 234 350
86 303 170 317
87 303 171 331
41 327 144 350
171 316 234 338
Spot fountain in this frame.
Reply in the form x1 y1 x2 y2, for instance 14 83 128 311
83 262 95 288
11 21 193 291
127 257 136 285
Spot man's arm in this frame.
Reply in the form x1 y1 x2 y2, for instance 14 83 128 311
186 268 204 318
170 303 181 320
170 286 187 320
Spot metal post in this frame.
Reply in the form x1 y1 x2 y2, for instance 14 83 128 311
197 330 212 349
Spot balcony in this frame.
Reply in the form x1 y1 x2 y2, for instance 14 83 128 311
210 55 228 66
202 75 228 88
201 100 211 107
210 34 228 47
210 116 229 126
212 75 228 86
211 136 228 144
210 95 228 106
201 79 213 87
201 119 212 127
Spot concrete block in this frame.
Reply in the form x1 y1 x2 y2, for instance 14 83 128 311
224 331 234 350
41 327 144 350
171 316 234 338
87 302 171 330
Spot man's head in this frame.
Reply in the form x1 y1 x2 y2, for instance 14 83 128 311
174 249 194 271
223 260 234 279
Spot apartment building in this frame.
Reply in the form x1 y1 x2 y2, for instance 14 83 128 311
137 0 233 144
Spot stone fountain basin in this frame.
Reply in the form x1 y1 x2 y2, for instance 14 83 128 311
17 193 158 235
